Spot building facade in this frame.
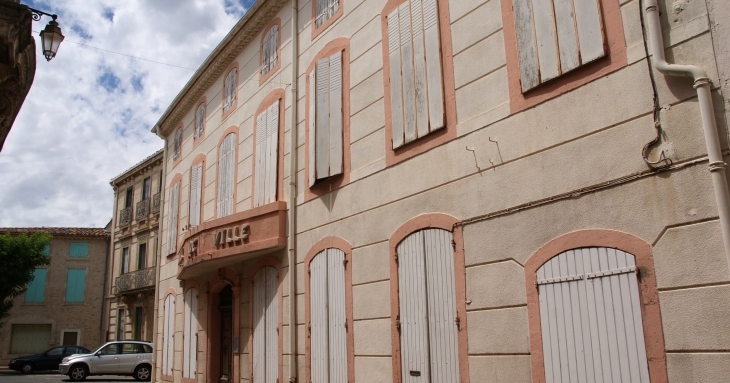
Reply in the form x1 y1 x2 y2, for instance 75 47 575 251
102 149 164 344
0 227 109 366
152 0 730 382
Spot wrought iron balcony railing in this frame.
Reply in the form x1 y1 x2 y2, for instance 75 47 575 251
118 206 132 226
151 193 161 214
136 198 150 220
114 267 156 294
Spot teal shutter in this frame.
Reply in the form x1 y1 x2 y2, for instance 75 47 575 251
42 244 50 256
69 243 89 258
24 268 47 302
65 269 86 302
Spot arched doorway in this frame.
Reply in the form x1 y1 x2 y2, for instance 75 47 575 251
206 269 240 383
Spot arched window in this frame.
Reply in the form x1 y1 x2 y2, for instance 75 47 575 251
166 180 180 256
223 69 237 113
315 0 339 28
183 287 199 380
172 128 182 161
252 265 279 383
194 103 205 140
261 26 278 76
216 133 236 218
254 96 281 207
162 293 175 379
189 160 203 227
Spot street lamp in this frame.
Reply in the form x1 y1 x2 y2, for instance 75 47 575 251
27 7 64 61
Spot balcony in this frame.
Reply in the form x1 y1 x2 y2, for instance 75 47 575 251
151 193 161 214
177 201 287 280
118 206 132 226
114 267 156 295
136 198 150 220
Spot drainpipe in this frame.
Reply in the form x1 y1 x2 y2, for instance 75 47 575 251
644 0 730 267
151 125 168 383
287 0 299 381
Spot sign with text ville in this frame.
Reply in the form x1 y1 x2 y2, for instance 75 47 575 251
177 201 287 280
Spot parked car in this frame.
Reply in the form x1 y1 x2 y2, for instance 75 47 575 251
58 341 152 381
8 345 91 374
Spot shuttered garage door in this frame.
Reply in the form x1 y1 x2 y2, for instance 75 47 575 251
398 229 459 383
10 324 51 354
537 247 650 383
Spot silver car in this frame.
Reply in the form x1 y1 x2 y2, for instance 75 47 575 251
58 341 152 381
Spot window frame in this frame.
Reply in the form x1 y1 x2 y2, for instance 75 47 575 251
214 127 239 219
171 126 183 166
137 242 147 270
222 63 239 120
116 308 125 341
121 246 130 274
252 89 285 209
259 20 281 84
189 154 206 228
166 173 183 260
311 0 343 39
193 98 206 143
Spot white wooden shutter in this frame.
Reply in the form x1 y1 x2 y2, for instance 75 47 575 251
162 294 174 376
387 0 446 150
224 69 237 112
253 266 278 383
167 182 179 255
315 0 339 28
195 103 205 139
512 0 606 93
262 26 278 76
536 248 650 383
310 253 329 382
309 53 343 187
189 163 202 227
255 111 267 208
183 288 198 379
266 101 279 204
398 229 459 383
217 133 236 217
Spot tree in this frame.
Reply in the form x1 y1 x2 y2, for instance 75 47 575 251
0 232 51 326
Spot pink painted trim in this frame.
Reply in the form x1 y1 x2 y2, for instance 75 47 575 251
161 290 177 382
388 213 469 383
213 126 240 219
193 97 207 148
205 267 240 383
303 38 351 202
310 0 343 40
499 0 627 113
221 63 239 122
166 174 183 263
381 0 457 167
259 19 282 85
251 88 286 209
303 237 355 383
247 256 284 383
171 124 184 169
524 229 668 383
189 154 206 227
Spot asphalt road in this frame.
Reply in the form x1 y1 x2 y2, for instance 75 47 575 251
0 370 136 382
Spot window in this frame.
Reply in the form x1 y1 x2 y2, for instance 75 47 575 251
183 288 199 380
194 103 205 140
252 266 279 383
385 0 445 149
189 163 203 227
216 133 236 218
162 294 175 378
100 343 120 355
47 347 64 356
65 268 86 302
134 307 144 340
121 247 129 274
172 128 182 161
511 0 606 92
224 69 237 112
158 170 163 193
315 0 339 28
167 182 180 256
308 51 343 187
24 268 46 303
261 27 278 76
62 331 78 346
125 186 133 208
254 100 280 207
308 249 348 382
138 243 147 270
117 308 125 340
396 229 459 381
142 177 151 199
70 242 88 258
42 243 50 256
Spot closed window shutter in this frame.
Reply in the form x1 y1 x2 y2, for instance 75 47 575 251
65 269 86 302
195 104 205 139
189 163 202 226
315 0 339 28
167 183 179 255
309 253 328 382
255 111 267 208
70 242 88 257
183 288 198 379
25 268 46 302
253 266 278 383
387 0 445 150
162 294 174 376
217 133 236 217
309 53 344 187
262 27 278 76
512 0 605 93
224 69 237 112
254 101 279 208
174 129 183 160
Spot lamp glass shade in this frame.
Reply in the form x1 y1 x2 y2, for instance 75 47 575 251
40 20 64 61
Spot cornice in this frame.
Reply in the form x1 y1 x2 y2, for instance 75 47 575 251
155 0 290 138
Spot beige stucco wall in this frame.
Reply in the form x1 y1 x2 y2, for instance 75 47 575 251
154 0 730 381
0 236 108 365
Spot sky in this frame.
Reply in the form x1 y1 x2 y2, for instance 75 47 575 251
0 0 256 228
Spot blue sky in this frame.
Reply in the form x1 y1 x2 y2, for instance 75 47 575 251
0 0 252 227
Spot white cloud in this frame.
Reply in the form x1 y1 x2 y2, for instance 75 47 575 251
0 0 251 227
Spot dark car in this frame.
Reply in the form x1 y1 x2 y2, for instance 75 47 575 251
8 345 91 374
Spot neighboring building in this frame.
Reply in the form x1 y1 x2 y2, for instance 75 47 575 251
0 0 36 151
151 0 730 383
102 149 164 344
0 227 109 366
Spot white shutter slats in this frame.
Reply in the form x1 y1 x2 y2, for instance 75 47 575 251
254 267 279 383
265 267 278 383
217 134 236 216
398 231 430 383
327 249 347 382
411 0 429 140
167 183 179 255
387 9 405 149
328 52 343 177
575 0 606 64
554 0 580 73
309 71 317 187
315 57 330 182
162 295 174 376
532 0 560 83
398 2 417 145
189 163 202 227
183 288 199 379
310 254 329 382
512 0 540 92
422 0 445 133
253 269 267 383
255 112 266 208
266 101 279 204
